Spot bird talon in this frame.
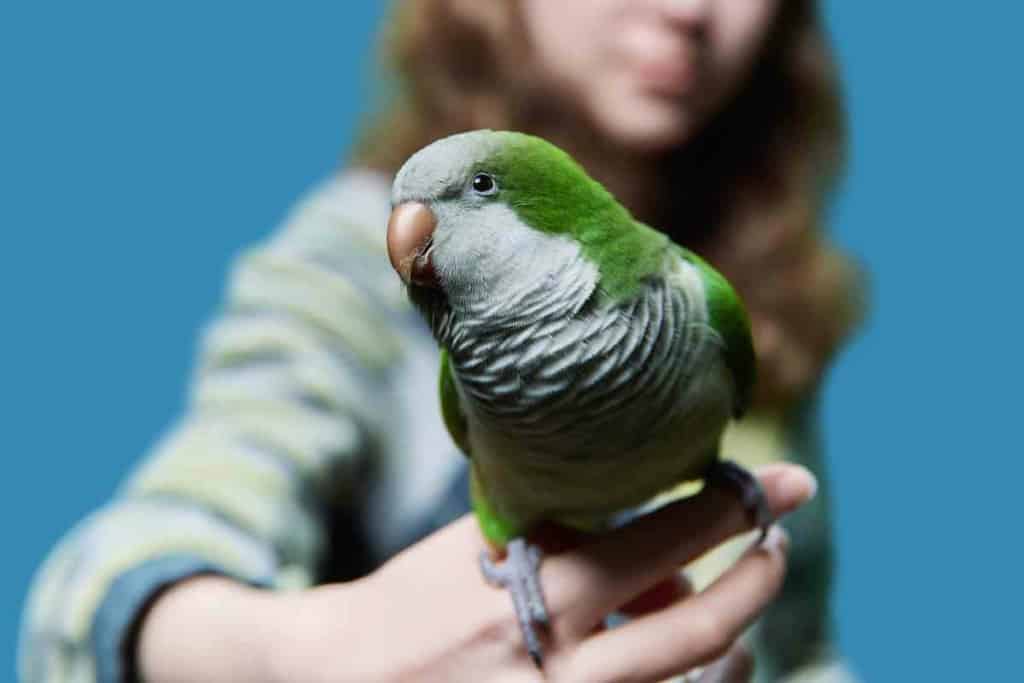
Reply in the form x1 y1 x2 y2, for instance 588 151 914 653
479 538 550 667
708 459 774 540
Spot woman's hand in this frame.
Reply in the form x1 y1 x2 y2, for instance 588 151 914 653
138 463 815 683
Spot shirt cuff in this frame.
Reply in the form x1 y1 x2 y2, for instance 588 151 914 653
91 554 272 683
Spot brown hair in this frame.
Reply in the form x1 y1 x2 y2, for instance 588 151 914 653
353 0 865 409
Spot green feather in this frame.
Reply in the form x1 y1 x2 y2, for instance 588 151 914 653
678 247 757 416
439 348 471 456
470 466 525 547
484 133 669 300
441 350 519 546
443 349 526 547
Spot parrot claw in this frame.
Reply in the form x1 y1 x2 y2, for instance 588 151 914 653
527 544 543 571
479 538 550 668
707 460 774 543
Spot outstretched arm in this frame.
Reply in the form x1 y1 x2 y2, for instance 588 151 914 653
18 173 408 682
139 464 815 683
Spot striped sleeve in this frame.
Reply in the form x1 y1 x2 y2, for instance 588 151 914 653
18 171 410 682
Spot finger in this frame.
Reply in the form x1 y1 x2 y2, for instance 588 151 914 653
543 464 813 636
617 572 693 617
563 526 788 683
601 573 692 642
694 642 754 683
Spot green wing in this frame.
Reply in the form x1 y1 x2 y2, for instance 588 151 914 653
439 348 472 456
678 247 757 417
442 350 526 547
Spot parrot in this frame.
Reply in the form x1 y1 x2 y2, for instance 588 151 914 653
385 130 771 668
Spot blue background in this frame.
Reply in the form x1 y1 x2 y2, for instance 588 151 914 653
2 3 1020 681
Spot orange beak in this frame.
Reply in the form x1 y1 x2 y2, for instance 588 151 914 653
386 201 439 287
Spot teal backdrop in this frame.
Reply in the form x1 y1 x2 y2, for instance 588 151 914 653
2 3 1020 681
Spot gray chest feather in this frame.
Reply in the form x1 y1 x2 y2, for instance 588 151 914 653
445 257 727 460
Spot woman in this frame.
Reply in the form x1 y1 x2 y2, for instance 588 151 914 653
20 1 862 681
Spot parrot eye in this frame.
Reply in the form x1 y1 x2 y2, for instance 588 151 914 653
471 173 498 196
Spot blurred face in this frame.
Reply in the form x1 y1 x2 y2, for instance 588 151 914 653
520 0 781 154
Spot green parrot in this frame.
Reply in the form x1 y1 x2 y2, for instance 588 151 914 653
385 130 771 667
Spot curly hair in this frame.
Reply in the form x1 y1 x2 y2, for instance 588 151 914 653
353 0 865 409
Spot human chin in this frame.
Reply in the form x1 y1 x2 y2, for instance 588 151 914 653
593 94 702 154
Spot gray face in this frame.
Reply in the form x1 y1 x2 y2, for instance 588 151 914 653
391 131 584 314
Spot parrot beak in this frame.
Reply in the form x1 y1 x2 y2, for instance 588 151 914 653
387 201 439 288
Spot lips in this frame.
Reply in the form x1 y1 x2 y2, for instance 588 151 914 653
618 22 703 97
633 54 701 97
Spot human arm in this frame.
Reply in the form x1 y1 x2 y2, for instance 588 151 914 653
18 172 408 682
136 463 814 683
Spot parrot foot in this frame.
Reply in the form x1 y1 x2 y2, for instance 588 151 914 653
479 538 549 668
707 460 774 543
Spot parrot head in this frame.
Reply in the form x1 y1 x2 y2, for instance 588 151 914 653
386 130 638 326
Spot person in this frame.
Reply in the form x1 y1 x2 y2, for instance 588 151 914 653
19 1 863 681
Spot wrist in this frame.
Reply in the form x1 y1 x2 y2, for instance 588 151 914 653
262 581 365 683
136 574 282 682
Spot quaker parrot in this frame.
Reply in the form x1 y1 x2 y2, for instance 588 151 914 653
385 130 772 667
